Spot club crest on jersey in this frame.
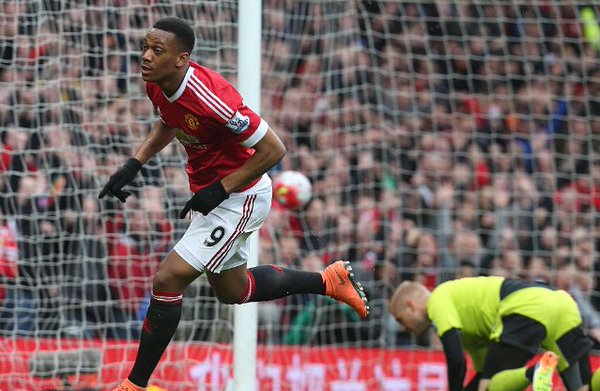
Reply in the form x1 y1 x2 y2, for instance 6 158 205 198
226 111 250 134
184 113 200 131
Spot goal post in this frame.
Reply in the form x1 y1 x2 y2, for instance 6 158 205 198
231 1 262 390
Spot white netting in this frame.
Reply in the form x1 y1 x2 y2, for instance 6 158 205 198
1 0 600 389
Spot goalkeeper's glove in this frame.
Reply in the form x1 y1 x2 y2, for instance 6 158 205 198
98 158 142 202
179 181 229 218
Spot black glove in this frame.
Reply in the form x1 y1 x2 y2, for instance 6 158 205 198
98 158 142 202
179 181 229 218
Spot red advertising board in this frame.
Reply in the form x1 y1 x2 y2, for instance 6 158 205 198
0 338 597 390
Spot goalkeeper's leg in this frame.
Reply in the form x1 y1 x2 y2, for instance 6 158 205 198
479 342 533 391
578 351 600 391
592 367 600 391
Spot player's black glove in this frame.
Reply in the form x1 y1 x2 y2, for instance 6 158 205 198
98 158 142 202
179 181 229 218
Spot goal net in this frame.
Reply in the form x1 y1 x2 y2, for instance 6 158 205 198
0 1 598 390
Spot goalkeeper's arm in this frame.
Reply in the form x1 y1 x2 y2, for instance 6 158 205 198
440 328 468 391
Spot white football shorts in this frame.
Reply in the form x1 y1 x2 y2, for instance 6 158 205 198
174 174 272 274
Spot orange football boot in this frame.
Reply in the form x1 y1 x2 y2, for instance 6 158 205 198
112 379 146 391
532 351 559 391
321 260 370 319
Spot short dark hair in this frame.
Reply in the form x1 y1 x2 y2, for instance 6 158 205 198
153 17 195 53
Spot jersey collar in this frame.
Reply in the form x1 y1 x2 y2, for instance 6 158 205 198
164 66 193 103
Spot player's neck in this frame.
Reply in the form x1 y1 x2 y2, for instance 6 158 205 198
160 64 190 97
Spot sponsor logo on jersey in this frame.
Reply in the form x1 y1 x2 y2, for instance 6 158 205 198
172 128 206 150
184 113 200 131
226 111 250 134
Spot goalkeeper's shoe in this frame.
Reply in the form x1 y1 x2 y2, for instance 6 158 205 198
321 260 369 319
532 351 559 391
113 379 146 391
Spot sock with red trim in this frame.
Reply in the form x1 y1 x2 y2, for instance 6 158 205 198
128 291 183 387
239 265 325 303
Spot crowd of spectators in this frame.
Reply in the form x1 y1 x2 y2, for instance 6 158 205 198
1 0 600 351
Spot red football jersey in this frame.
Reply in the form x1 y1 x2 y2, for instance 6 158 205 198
146 61 268 193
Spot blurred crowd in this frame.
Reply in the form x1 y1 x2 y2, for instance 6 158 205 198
1 0 600 350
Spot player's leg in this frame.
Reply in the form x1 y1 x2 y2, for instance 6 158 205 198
114 250 202 391
551 329 597 391
576 354 593 391
204 177 368 318
589 349 600 391
483 307 552 391
207 259 324 304
479 342 534 391
483 312 544 390
206 227 326 304
562 332 599 391
207 238 369 319
484 367 534 391
591 366 600 391
560 360 587 391
553 325 595 391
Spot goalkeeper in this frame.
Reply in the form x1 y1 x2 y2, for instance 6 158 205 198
389 276 600 391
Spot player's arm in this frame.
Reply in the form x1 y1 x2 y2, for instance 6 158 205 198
133 119 176 163
99 120 174 202
178 127 285 218
440 328 467 391
221 127 286 193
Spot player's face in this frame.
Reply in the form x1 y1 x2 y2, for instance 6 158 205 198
140 28 187 83
393 302 429 335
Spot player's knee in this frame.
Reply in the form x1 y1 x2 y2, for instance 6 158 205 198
152 268 182 292
211 275 247 304
152 254 200 292
214 288 244 305
206 266 250 304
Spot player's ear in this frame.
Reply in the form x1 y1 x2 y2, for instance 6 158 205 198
405 299 415 313
176 52 189 67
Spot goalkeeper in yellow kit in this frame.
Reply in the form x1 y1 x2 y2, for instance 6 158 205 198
389 276 600 391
